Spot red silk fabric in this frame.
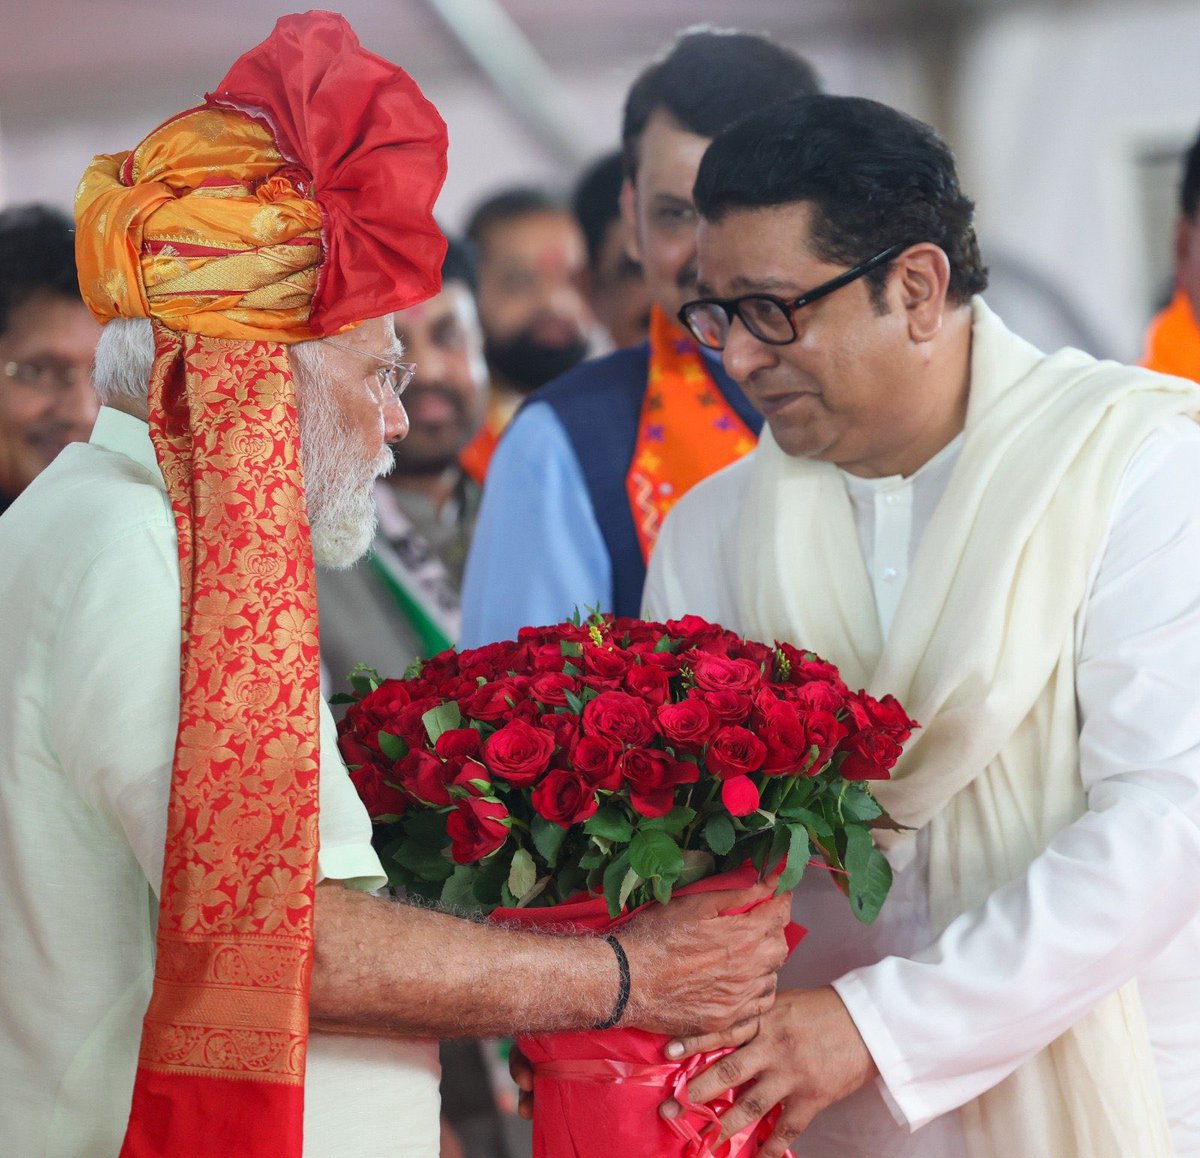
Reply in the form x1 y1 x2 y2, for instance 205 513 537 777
492 865 804 1158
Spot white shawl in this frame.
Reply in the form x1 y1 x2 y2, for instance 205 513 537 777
736 299 1199 1157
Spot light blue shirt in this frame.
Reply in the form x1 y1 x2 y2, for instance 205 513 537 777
460 400 609 645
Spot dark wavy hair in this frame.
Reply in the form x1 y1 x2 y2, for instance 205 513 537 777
693 94 988 308
621 27 820 182
0 203 80 336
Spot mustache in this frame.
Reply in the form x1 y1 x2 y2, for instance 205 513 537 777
402 383 470 423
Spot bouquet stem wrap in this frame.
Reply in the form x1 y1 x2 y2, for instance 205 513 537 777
491 864 805 1158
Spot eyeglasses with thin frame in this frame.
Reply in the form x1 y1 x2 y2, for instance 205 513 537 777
2 359 91 396
677 242 910 351
322 338 416 401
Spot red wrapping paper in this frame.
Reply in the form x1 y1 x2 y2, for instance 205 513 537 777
491 864 805 1157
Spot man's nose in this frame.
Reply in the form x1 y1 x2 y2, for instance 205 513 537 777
383 395 409 444
721 316 776 385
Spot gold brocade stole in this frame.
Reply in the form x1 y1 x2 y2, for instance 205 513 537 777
129 325 320 1134
625 307 757 562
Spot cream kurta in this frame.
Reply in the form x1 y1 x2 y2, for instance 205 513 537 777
645 310 1200 1156
0 408 439 1157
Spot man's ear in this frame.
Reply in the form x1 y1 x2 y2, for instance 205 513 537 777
891 243 952 343
619 179 643 265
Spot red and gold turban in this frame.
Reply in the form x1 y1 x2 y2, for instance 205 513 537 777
74 12 447 1157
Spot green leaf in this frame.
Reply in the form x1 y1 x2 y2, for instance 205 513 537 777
602 849 633 919
377 730 408 762
515 875 551 907
629 829 684 882
579 843 608 870
704 813 736 856
839 786 884 823
560 640 584 657
780 804 834 838
774 824 811 895
531 815 568 867
471 848 513 905
328 692 357 705
640 804 695 837
564 690 586 715
652 874 675 906
402 657 425 680
507 846 537 900
584 806 634 844
392 840 454 883
679 849 715 887
422 701 462 745
652 634 677 654
619 866 642 911
348 665 383 697
440 865 484 914
844 826 893 924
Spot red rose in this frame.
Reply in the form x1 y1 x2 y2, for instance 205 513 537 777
619 748 698 817
852 692 918 743
786 680 848 714
532 769 600 828
464 677 530 722
694 687 753 725
435 728 482 761
797 709 849 769
756 701 810 776
347 763 408 819
720 775 761 817
582 644 634 685
837 730 903 780
706 725 767 779
582 691 656 747
530 672 578 706
572 734 623 790
394 750 455 806
483 719 557 786
446 795 510 863
656 699 718 750
692 654 762 695
624 663 671 707
539 711 582 761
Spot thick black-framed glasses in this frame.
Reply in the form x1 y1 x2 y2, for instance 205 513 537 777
677 242 910 350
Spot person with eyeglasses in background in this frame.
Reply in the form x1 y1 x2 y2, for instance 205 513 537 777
0 204 101 516
641 93 1200 1157
460 28 821 647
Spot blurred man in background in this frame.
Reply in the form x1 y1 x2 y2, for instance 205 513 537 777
0 204 101 515
573 150 652 350
459 187 593 482
461 28 820 644
319 236 488 688
1143 125 1200 381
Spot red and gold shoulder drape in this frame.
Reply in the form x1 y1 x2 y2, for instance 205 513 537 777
74 13 447 1155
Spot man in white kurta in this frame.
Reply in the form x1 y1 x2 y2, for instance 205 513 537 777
649 93 1200 1157
0 406 441 1155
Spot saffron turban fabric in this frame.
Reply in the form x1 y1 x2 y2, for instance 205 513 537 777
73 12 448 1157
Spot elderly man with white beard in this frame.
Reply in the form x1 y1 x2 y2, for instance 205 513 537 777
0 16 790 1158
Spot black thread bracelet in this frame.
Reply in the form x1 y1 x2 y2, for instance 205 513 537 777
594 933 631 1030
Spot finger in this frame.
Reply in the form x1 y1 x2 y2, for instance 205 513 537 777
509 1049 534 1090
665 1016 759 1061
751 1107 818 1158
710 1080 778 1146
685 1042 761 1106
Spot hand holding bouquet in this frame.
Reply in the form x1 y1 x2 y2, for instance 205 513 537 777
339 614 916 1156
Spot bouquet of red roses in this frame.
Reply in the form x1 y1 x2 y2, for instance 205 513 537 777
338 613 915 1157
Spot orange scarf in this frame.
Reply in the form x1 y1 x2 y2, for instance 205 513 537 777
74 13 447 1155
626 307 757 560
1142 290 1200 382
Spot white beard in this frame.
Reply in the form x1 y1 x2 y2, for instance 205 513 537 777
294 345 394 570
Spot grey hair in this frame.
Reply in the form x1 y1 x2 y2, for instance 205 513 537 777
92 317 155 404
93 316 327 405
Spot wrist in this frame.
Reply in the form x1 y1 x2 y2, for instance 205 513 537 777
593 934 630 1030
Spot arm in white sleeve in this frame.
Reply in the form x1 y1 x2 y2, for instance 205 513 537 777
833 417 1200 1129
460 401 610 645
